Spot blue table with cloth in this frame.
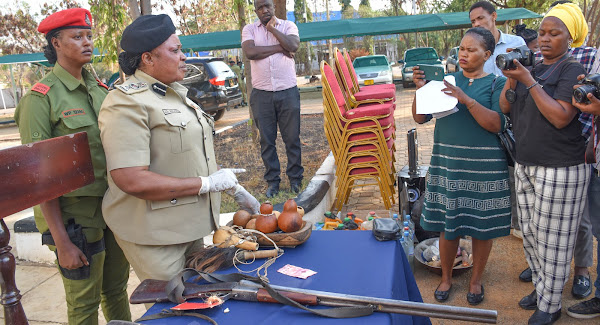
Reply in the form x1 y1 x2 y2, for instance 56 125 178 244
139 230 431 324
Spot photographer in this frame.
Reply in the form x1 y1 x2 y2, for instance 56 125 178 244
566 64 600 318
498 4 589 324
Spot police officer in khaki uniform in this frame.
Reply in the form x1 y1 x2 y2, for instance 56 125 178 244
99 15 258 283
14 8 131 325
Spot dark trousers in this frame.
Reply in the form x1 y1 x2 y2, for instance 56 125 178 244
250 86 303 185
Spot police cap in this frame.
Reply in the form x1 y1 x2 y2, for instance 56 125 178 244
121 14 176 54
37 8 92 35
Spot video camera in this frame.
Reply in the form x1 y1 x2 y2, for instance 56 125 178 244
573 73 600 104
496 45 535 70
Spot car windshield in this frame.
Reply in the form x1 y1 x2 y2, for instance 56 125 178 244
207 60 232 75
405 49 438 61
353 56 389 68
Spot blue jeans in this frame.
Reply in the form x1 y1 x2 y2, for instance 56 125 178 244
588 168 600 298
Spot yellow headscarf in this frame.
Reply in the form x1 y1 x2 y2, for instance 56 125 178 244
545 3 588 48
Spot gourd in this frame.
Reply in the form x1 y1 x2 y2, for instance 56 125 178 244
232 210 252 227
260 201 273 214
255 213 278 233
278 199 303 233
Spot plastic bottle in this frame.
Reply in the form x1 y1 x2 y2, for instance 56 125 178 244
404 230 415 271
400 236 409 258
392 213 399 222
367 211 379 220
403 222 414 242
361 216 374 230
405 214 415 235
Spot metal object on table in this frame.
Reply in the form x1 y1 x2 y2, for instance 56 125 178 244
130 277 498 323
398 128 428 216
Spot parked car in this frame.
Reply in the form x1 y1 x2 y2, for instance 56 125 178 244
180 57 243 121
399 47 444 88
446 46 460 73
352 55 394 86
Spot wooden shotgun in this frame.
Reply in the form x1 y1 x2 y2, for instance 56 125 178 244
130 278 498 323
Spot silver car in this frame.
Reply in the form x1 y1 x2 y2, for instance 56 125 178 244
352 55 393 86
446 46 460 73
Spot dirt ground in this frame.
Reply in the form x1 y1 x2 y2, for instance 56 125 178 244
214 113 330 212
414 232 599 324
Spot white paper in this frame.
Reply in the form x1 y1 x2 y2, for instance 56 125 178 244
432 106 458 119
415 75 459 115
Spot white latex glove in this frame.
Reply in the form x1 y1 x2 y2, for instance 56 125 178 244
198 169 238 194
226 184 260 214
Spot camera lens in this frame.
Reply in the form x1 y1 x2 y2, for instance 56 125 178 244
574 85 597 103
496 55 509 70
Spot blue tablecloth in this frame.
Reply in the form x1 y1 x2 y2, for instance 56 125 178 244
141 230 431 325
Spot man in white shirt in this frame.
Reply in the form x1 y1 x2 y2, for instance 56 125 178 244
469 1 526 76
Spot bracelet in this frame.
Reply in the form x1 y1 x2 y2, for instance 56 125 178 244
467 99 477 110
526 81 540 90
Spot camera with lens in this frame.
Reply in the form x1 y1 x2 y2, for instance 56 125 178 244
573 73 600 104
495 45 535 70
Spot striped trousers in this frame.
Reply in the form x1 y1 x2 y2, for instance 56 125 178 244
514 163 590 313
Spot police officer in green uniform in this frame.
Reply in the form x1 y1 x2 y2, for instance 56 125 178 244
13 8 131 325
99 15 259 283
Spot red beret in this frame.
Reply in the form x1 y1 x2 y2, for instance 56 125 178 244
37 8 92 35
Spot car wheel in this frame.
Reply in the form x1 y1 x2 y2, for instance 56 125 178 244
210 109 225 121
403 81 410 88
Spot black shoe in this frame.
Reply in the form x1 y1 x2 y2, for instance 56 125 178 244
572 275 592 299
520 267 533 282
567 297 600 319
519 290 538 310
466 285 484 305
528 308 561 325
434 284 452 302
266 183 279 198
290 182 301 194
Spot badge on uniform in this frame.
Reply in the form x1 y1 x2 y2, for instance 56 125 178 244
152 83 167 96
162 109 181 115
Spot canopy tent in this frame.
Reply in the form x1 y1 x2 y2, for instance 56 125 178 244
179 8 540 52
0 8 540 65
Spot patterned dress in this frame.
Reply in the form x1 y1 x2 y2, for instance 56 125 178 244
421 72 511 240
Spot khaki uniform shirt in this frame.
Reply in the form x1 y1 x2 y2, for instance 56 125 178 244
14 63 108 233
99 70 220 245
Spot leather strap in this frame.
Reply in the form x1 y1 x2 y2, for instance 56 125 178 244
166 268 375 319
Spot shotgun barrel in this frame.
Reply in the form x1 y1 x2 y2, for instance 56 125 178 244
239 280 498 324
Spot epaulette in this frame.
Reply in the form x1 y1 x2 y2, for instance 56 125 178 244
96 78 109 90
29 78 56 97
115 81 149 94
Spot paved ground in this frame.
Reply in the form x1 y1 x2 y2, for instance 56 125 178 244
1 86 598 324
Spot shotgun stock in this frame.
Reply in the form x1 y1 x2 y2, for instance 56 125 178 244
130 279 498 323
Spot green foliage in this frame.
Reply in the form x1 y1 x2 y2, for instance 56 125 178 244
89 1 130 64
294 0 313 23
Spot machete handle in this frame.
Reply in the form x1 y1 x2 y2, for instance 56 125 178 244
256 288 318 305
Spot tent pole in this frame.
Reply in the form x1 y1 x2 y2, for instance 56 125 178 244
10 64 17 107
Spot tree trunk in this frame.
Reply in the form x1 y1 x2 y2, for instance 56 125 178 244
127 0 141 19
140 0 152 15
236 0 260 143
274 0 286 19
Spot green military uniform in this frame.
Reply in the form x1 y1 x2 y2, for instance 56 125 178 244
231 64 248 104
14 63 131 325
99 69 220 281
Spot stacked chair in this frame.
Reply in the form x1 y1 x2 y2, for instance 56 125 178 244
333 48 395 107
321 57 397 211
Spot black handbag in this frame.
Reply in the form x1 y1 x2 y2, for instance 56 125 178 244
498 116 516 167
372 218 402 241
